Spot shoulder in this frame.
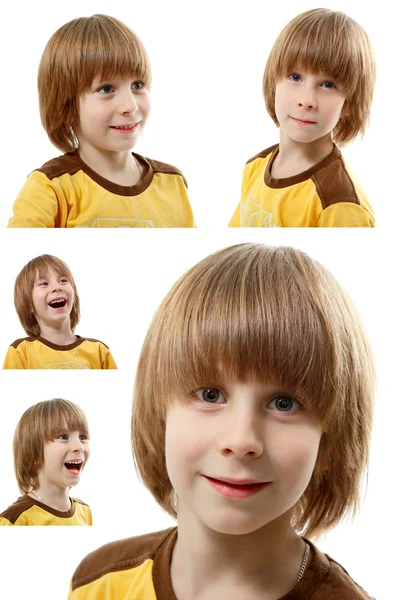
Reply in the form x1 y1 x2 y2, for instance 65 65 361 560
245 144 279 166
139 155 188 187
31 152 83 181
79 337 110 350
71 528 176 592
312 147 362 209
0 496 35 525
308 543 374 599
71 497 90 508
8 337 36 349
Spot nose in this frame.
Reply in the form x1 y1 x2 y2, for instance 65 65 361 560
218 408 263 459
297 85 316 110
70 437 84 452
118 88 139 115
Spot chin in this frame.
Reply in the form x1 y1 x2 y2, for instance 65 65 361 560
203 510 271 537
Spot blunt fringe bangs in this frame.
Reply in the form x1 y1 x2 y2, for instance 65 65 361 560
132 243 375 537
14 254 80 337
38 14 151 153
263 9 376 144
14 398 89 494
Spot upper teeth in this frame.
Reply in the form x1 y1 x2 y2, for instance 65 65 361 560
115 125 133 129
67 461 82 464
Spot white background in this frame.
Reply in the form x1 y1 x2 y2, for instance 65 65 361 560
0 0 397 598
0 0 398 228
0 228 397 599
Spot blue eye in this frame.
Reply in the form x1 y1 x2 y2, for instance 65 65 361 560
289 73 302 82
132 81 144 91
268 395 300 413
194 388 223 404
322 81 336 89
98 85 114 95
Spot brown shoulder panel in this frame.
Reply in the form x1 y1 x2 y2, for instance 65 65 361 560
71 528 176 591
246 144 279 165
10 337 35 349
71 497 89 508
322 554 374 599
146 158 188 188
83 338 110 349
301 541 373 599
312 155 360 210
34 152 83 181
0 495 35 523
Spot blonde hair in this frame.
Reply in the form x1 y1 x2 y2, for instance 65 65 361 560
14 398 89 494
14 254 80 337
38 14 151 153
263 9 376 145
132 244 375 537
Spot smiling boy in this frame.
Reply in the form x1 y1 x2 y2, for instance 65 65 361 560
8 15 194 228
229 9 376 227
0 398 92 526
69 244 375 599
3 254 117 369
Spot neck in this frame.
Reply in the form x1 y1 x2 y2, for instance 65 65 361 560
29 484 71 512
38 320 76 346
171 509 306 599
78 144 140 184
274 132 334 177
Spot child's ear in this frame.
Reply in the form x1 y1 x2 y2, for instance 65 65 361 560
341 102 350 118
314 435 329 472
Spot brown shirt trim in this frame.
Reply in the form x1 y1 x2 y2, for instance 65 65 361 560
0 494 78 523
10 335 109 351
70 527 373 599
34 151 186 197
71 528 176 592
246 144 279 165
263 145 342 189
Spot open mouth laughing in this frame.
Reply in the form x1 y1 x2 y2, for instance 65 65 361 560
64 460 83 475
48 298 67 309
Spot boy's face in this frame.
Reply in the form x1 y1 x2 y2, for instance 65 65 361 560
274 69 346 145
165 378 322 535
38 423 90 491
76 75 150 155
32 268 74 331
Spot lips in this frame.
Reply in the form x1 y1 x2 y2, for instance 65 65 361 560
64 460 83 475
48 297 67 309
204 475 271 499
110 123 139 132
290 116 316 125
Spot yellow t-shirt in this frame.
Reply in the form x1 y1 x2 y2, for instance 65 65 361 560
8 151 195 228
68 528 373 599
229 144 374 227
3 336 117 369
0 495 92 526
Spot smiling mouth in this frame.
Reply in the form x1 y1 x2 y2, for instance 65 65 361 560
290 117 316 125
64 461 83 474
204 476 271 498
48 299 67 309
110 124 138 131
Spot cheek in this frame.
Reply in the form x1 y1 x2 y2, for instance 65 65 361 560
165 408 206 488
267 422 321 482
140 93 151 120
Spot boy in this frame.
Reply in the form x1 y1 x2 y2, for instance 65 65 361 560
69 244 375 598
0 398 92 526
229 9 376 227
8 14 194 228
3 254 117 369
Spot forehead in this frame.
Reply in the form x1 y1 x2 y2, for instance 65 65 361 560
35 266 67 281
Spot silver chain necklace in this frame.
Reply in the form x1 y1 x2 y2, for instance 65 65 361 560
298 542 310 582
